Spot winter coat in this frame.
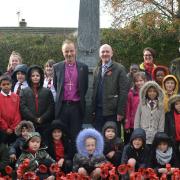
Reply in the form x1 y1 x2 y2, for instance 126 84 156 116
102 121 124 166
9 136 26 158
16 147 55 171
165 95 180 144
44 120 73 160
92 61 128 116
121 128 149 170
162 75 179 112
73 128 106 173
20 65 54 127
125 88 140 129
134 81 165 144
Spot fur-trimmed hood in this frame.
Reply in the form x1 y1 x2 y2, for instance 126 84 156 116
76 128 104 157
168 94 180 111
162 75 179 94
15 121 35 136
140 81 164 106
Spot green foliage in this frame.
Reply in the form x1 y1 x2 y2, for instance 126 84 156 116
0 34 65 72
0 20 179 73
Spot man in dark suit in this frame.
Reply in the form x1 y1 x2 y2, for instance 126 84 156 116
53 40 88 155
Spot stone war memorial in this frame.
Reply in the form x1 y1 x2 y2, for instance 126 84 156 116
77 0 100 126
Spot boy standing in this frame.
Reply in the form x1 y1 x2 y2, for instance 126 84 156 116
0 75 21 144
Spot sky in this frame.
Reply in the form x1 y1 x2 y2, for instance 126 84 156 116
0 0 112 28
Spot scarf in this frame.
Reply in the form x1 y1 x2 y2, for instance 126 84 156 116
156 147 172 165
144 62 154 75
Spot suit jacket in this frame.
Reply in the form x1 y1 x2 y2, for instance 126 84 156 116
53 60 88 119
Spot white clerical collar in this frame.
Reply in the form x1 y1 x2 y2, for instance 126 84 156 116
1 90 11 96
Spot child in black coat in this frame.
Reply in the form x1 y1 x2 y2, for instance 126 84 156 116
44 120 72 173
20 65 54 136
149 132 179 175
121 128 150 171
102 121 123 166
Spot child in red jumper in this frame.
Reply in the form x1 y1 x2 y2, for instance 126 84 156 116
0 75 21 144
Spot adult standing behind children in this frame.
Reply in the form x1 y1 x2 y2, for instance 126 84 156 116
139 47 156 80
53 39 88 155
92 44 128 132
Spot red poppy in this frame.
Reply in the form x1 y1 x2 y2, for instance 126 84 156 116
5 166 13 175
16 169 23 179
38 164 48 174
117 164 128 175
166 163 171 172
160 173 167 180
23 171 37 180
49 163 60 173
172 170 180 180
134 172 142 180
23 158 31 168
100 167 109 179
109 167 118 180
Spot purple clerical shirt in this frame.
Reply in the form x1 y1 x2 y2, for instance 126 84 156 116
63 62 80 101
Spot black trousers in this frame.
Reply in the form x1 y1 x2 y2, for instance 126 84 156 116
60 102 82 156
93 107 122 137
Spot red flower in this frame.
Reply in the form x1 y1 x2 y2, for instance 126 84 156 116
109 167 118 180
66 172 80 180
38 164 48 174
117 164 128 175
23 158 31 168
5 166 13 175
160 173 167 180
23 171 37 180
166 163 171 172
49 163 60 173
100 167 109 179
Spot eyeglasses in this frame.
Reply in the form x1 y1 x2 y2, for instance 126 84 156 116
144 54 152 57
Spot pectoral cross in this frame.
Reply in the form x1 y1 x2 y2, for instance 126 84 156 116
67 81 73 91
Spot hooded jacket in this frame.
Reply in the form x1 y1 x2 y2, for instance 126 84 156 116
102 121 123 166
162 75 179 112
165 95 180 143
149 132 179 170
44 120 73 160
20 65 55 126
9 121 35 157
121 128 149 170
134 81 165 144
73 128 106 173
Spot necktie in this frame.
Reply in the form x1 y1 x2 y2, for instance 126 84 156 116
102 65 108 77
47 79 52 89
150 101 154 109
16 83 22 95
